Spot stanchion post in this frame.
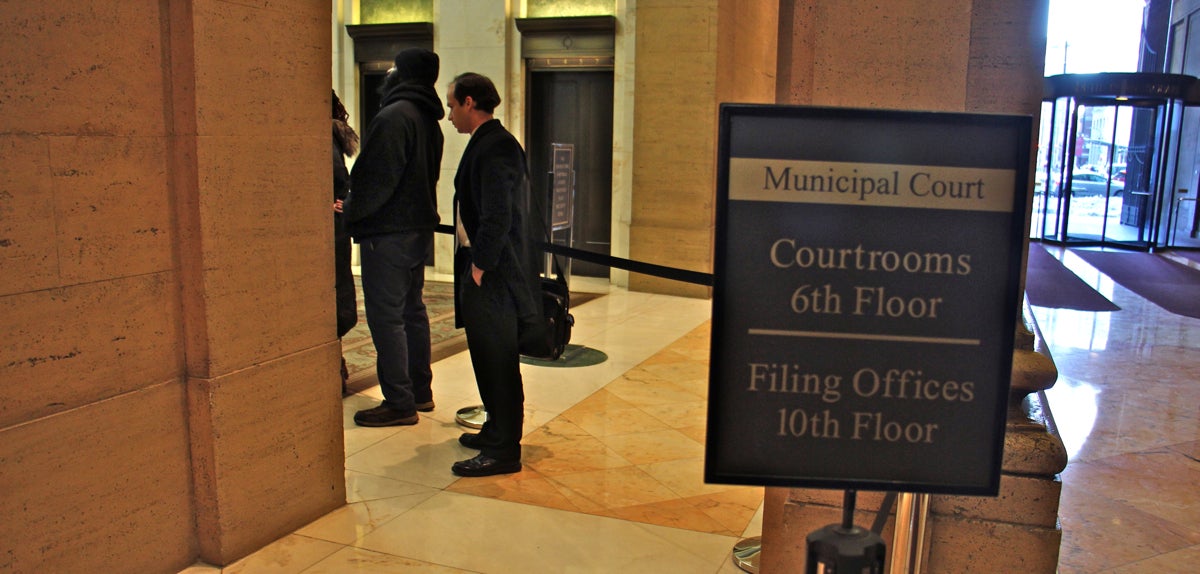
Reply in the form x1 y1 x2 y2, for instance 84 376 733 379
804 490 887 573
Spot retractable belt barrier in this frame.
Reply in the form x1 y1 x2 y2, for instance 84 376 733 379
434 224 714 287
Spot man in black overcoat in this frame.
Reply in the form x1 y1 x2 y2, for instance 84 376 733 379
445 72 542 477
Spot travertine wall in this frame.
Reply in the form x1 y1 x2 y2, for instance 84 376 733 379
0 1 345 571
629 0 778 297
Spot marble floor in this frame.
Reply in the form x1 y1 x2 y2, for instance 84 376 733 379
180 247 1200 573
1034 246 1200 574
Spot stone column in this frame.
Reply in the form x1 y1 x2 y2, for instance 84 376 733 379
169 0 346 564
762 1 1061 572
0 1 346 571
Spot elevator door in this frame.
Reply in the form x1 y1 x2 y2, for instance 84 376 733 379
528 71 614 277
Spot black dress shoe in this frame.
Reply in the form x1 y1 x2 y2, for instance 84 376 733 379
451 454 521 477
458 432 483 449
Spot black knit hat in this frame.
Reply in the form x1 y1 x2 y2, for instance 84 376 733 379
393 48 439 86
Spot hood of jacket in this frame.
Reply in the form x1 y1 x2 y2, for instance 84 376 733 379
380 82 445 121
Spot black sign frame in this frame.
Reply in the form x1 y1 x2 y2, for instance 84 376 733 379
705 104 1030 496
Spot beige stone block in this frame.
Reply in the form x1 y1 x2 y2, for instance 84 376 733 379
1003 422 1069 475
716 0 778 104
629 225 712 297
0 272 183 428
966 0 1049 115
49 135 174 285
191 0 329 137
0 382 194 574
0 2 167 136
806 0 971 111
0 135 58 296
186 135 332 376
634 94 717 145
924 514 1062 573
631 175 715 230
935 473 1062 528
785 487 893 512
189 341 346 564
636 55 719 105
637 3 717 54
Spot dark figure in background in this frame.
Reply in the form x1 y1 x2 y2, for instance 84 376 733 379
446 72 542 477
344 48 445 427
332 90 359 396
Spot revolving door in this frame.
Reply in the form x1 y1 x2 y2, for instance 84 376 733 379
1033 73 1199 250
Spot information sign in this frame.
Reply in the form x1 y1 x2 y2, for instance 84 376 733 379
705 105 1030 495
551 143 575 231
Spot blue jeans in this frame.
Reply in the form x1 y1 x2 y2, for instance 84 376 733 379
359 231 434 414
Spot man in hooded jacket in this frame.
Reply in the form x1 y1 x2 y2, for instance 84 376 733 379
344 48 445 427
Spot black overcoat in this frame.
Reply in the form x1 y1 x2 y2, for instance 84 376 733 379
452 119 542 329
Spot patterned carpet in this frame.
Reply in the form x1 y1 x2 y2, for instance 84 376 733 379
342 277 601 393
341 279 462 393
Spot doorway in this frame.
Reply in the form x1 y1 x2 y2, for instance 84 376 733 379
1034 74 1194 251
527 71 615 277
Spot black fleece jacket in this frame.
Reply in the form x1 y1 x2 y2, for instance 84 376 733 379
344 82 445 239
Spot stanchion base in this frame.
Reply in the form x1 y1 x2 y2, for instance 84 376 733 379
455 405 487 429
731 536 761 573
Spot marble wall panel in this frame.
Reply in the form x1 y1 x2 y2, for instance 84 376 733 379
190 0 328 137
801 0 972 111
0 381 195 574
925 514 1063 573
0 1 167 136
0 135 58 295
935 473 1062 528
717 0 778 104
189 341 346 564
0 133 173 292
0 272 183 429
185 135 332 377
967 0 1049 114
631 0 720 298
629 225 712 297
49 135 174 285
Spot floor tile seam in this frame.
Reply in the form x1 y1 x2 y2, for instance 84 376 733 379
314 546 470 573
1057 493 1200 540
596 505 743 537
303 493 440 547
524 455 640 479
342 462 456 492
629 403 709 432
437 482 740 539
334 540 481 573
451 470 619 516
262 533 347 571
635 473 760 510
342 431 407 459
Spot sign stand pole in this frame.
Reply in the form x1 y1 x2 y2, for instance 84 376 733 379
804 490 887 573
888 493 930 574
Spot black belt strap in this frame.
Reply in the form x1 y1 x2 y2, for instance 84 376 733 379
435 224 715 287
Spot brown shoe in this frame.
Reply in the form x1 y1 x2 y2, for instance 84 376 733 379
416 400 435 412
353 404 418 427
